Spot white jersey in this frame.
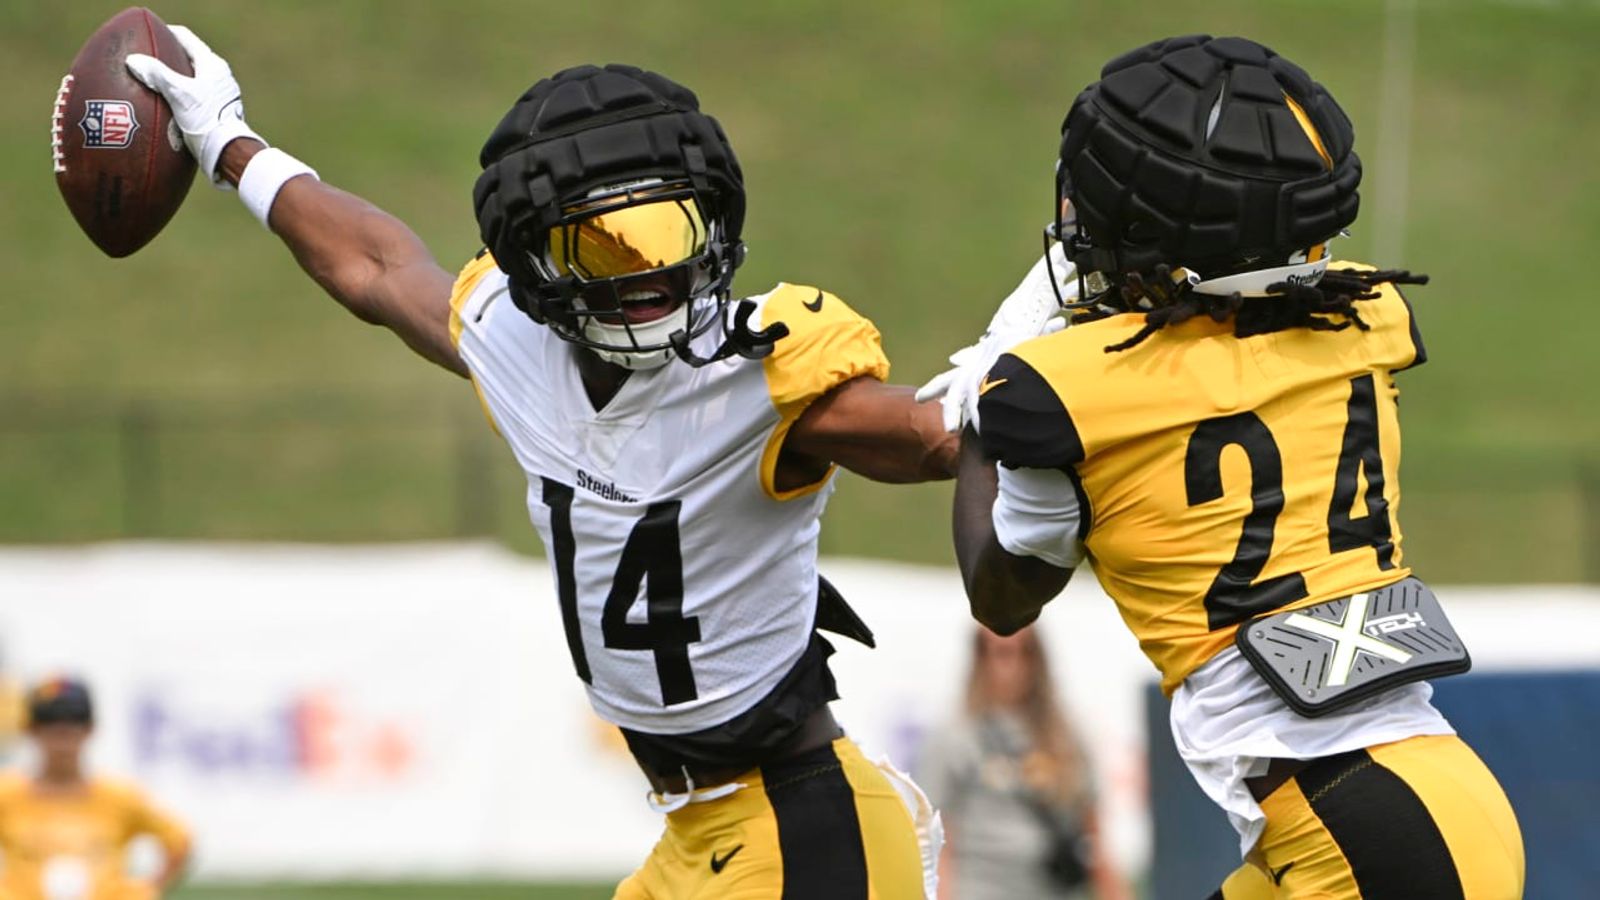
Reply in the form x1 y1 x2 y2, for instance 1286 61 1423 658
448 254 889 735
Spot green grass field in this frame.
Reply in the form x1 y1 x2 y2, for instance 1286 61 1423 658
4 0 1599 581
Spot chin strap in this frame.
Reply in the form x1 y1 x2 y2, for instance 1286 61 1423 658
668 299 790 368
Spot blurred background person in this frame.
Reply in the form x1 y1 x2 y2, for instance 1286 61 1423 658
0 648 24 766
0 677 191 900
918 628 1128 900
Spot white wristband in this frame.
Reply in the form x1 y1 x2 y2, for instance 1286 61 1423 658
238 147 319 228
200 118 266 190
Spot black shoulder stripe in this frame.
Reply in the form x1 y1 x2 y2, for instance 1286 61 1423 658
977 353 1086 469
1394 283 1427 372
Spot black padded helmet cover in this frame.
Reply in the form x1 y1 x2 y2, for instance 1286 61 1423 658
472 64 745 312
1059 35 1361 276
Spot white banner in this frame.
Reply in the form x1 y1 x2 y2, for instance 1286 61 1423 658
0 544 1594 881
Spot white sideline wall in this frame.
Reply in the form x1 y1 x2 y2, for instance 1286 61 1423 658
0 543 1595 881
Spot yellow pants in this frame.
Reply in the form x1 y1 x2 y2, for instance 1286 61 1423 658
1217 734 1524 899
615 737 929 899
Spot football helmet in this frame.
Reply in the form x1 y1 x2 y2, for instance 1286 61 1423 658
474 64 779 369
1050 35 1362 306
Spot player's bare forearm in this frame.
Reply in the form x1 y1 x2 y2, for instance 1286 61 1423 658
154 841 190 894
785 377 959 484
953 428 1071 634
218 139 467 377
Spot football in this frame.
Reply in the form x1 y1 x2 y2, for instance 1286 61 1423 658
53 7 196 258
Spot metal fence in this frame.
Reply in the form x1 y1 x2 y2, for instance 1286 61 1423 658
0 393 507 544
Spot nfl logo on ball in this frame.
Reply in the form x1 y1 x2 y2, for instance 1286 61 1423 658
79 99 139 149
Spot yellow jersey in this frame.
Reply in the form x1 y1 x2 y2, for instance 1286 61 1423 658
0 774 188 900
978 263 1426 694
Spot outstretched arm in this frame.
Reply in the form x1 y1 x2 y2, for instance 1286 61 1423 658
780 378 958 486
764 240 1075 490
128 26 464 377
216 140 464 376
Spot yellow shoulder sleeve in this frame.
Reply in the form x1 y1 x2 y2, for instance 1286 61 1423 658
103 779 190 849
448 251 502 350
447 251 504 437
758 283 890 500
1329 260 1426 370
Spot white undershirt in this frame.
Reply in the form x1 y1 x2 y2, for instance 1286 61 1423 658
1171 645 1454 856
992 465 1085 569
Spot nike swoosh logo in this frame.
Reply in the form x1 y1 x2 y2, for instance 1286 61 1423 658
977 376 1008 395
803 291 824 313
710 844 744 874
1271 861 1295 885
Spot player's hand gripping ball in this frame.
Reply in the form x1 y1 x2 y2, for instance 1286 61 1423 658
53 7 197 257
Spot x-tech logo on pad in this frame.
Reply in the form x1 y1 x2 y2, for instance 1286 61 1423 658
1281 593 1413 688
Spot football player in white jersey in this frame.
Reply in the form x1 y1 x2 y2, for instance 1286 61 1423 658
126 28 1067 900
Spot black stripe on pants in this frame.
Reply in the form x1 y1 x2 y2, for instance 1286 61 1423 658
1296 748 1465 900
762 743 869 899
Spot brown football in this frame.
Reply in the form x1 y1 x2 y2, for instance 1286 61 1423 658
54 7 197 258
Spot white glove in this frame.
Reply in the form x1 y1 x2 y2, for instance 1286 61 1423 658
126 25 263 188
916 242 1078 431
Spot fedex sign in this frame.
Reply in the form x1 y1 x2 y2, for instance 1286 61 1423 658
133 688 416 782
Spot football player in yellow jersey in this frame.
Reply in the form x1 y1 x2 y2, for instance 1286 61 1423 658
0 679 190 900
931 35 1525 900
124 26 1072 899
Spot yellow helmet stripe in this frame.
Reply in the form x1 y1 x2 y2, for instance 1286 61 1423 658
1283 93 1334 171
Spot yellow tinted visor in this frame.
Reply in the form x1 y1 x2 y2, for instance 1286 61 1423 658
546 195 707 280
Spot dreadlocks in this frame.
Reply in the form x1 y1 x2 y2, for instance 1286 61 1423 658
1074 266 1430 354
